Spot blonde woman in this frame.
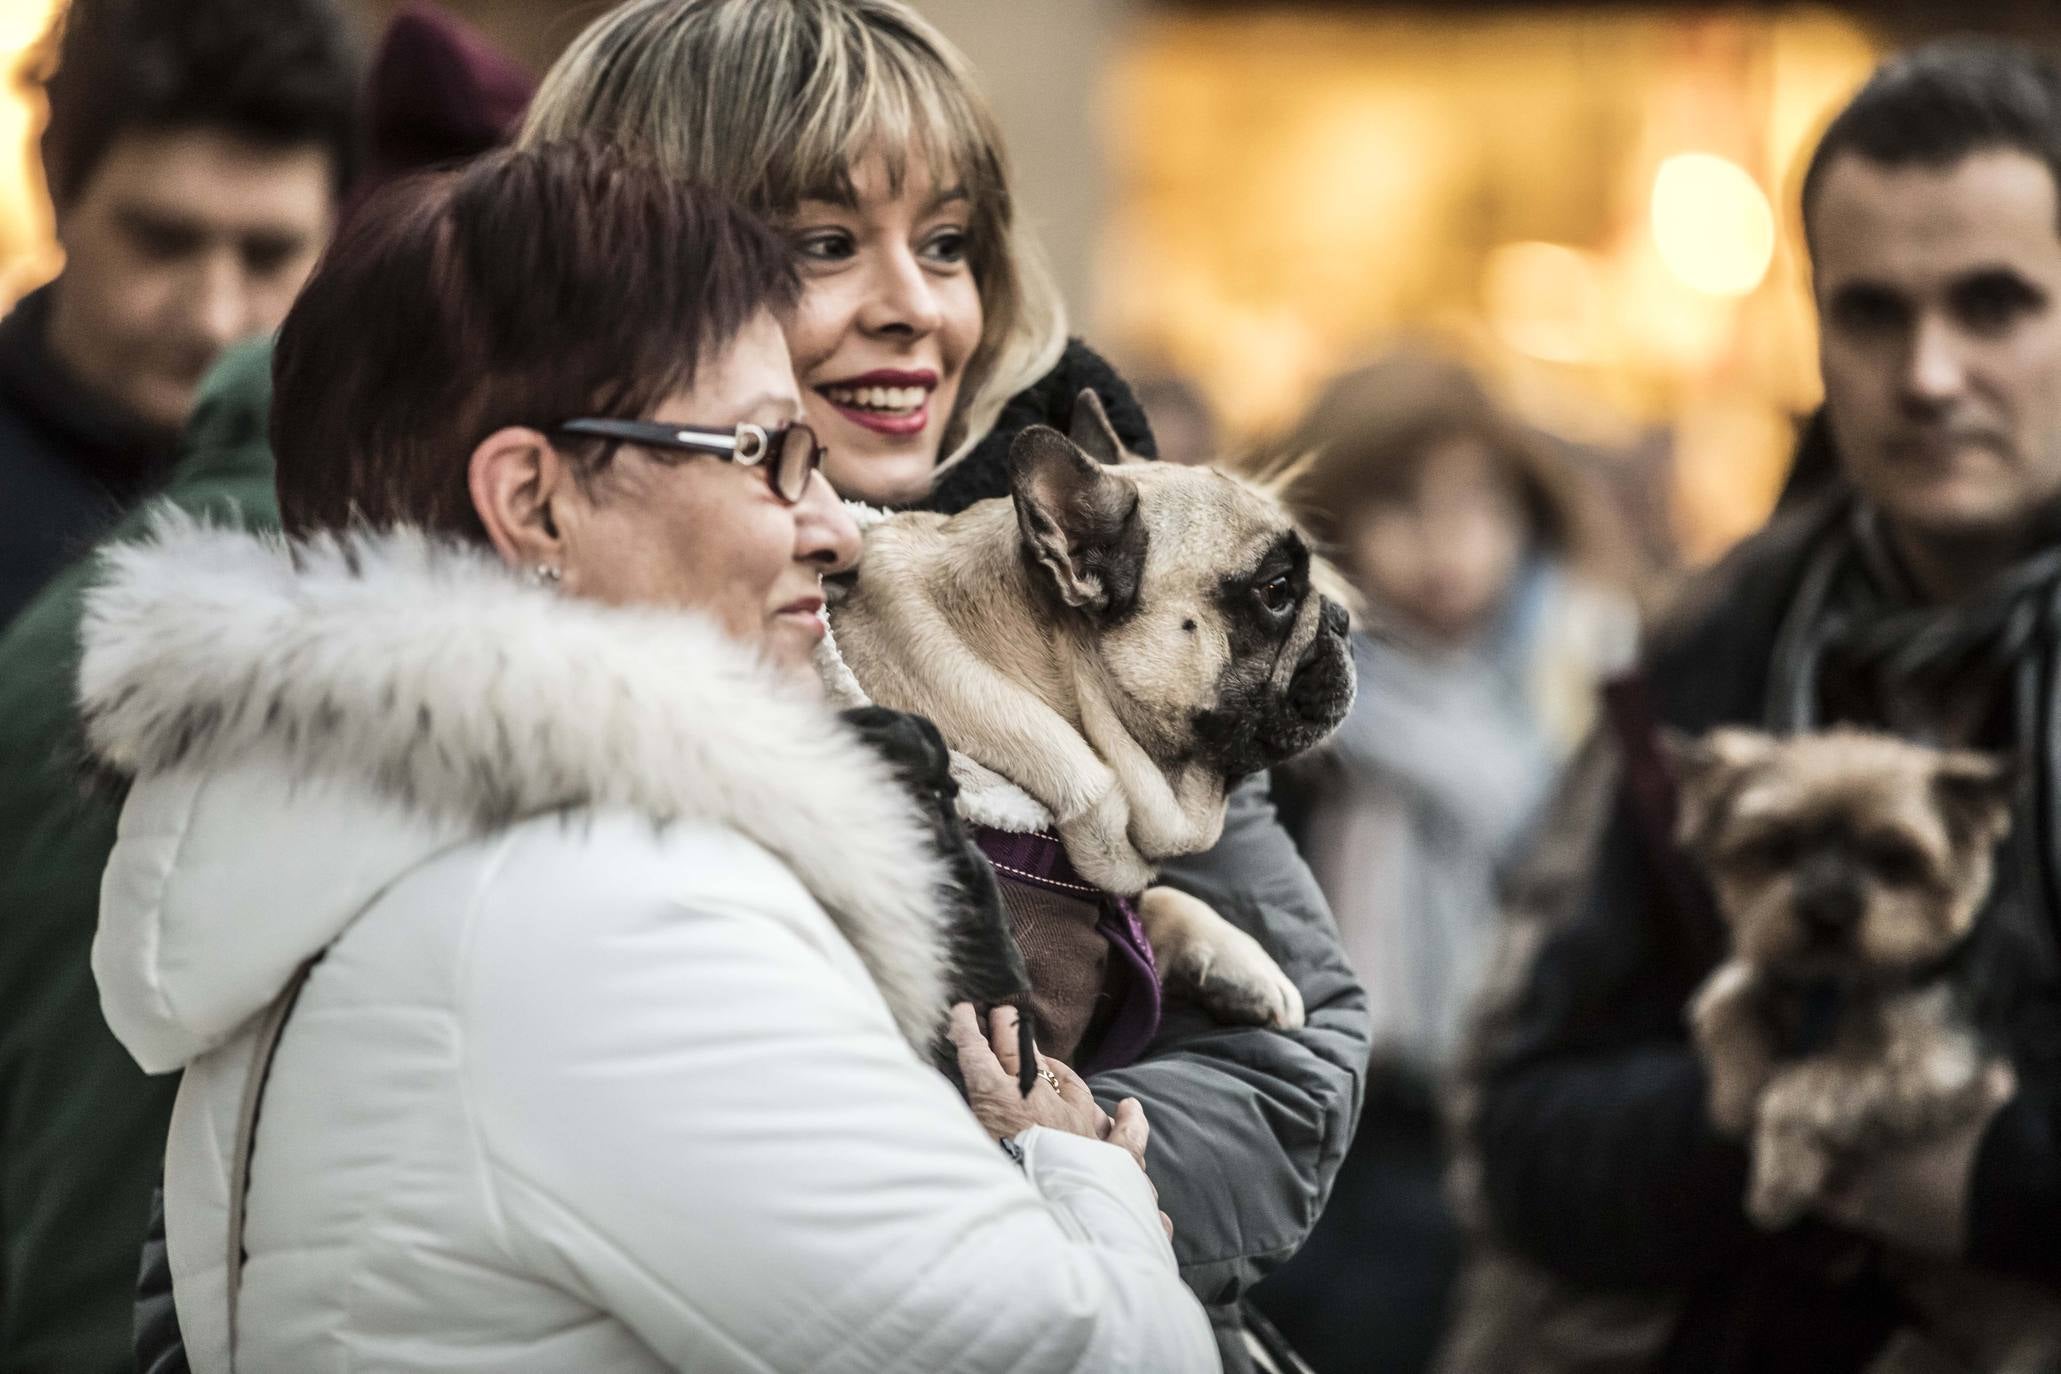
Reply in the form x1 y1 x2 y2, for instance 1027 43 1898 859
522 6 1371 1367
523 0 1135 510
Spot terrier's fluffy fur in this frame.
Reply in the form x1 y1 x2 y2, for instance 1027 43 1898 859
1673 726 2014 1228
1674 726 2061 1374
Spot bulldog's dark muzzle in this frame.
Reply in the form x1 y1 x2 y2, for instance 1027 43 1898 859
1274 598 1354 744
1192 594 1356 782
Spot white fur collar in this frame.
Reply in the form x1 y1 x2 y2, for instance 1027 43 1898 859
820 501 1054 836
79 513 954 1052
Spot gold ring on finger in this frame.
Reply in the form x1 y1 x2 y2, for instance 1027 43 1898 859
1037 1067 1061 1093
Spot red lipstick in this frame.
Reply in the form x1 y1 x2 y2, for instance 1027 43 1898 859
815 368 939 438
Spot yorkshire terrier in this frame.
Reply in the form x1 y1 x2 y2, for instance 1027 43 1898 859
1672 725 2015 1230
1671 726 2061 1374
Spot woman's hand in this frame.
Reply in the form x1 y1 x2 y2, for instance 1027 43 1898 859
949 1003 1107 1141
1105 1095 1150 1173
949 1003 1173 1239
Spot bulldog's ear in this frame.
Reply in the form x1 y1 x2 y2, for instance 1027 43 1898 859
1068 388 1139 467
1010 425 1146 618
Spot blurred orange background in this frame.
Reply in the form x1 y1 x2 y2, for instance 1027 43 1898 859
4 2 2051 558
1098 8 1879 558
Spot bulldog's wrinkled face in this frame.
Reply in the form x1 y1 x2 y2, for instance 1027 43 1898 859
1010 395 1355 784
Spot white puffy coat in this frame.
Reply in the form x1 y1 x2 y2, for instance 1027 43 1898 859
82 519 1217 1373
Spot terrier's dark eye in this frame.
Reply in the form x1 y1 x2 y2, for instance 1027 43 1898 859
1729 831 1799 872
1257 575 1297 614
1863 835 1928 888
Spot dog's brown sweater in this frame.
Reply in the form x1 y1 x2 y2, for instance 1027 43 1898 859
973 825 1162 1073
998 878 1114 1064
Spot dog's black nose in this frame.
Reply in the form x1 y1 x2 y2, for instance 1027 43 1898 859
1288 635 1353 724
1319 599 1349 638
1796 883 1863 938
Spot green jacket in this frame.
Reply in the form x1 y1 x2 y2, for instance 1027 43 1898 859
0 340 278 1372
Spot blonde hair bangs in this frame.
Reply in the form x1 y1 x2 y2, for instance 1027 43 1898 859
523 0 1067 463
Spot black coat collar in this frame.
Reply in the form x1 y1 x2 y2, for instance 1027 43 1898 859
921 338 1158 517
0 284 177 498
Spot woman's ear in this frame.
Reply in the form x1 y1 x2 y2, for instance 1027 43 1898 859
469 426 570 572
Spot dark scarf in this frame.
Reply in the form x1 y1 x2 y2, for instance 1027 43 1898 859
838 707 1040 1088
0 285 177 500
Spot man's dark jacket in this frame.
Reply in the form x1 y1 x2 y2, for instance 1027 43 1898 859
1470 492 2061 1373
0 285 177 628
0 342 275 1373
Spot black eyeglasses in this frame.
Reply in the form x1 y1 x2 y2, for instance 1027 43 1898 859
554 418 824 504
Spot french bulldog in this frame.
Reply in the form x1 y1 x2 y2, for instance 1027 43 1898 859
825 391 1355 1041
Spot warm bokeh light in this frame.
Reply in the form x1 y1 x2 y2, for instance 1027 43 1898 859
0 0 59 310
1099 9 1881 558
0 2 1887 563
1650 152 1777 297
1483 242 1607 365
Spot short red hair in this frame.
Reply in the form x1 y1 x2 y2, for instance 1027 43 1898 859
271 138 799 540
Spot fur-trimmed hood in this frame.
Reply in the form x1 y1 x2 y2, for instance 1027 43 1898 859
81 515 955 1069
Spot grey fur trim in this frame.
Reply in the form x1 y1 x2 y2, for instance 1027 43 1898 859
79 511 955 1052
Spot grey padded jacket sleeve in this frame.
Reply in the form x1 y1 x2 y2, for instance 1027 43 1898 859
1090 774 1371 1303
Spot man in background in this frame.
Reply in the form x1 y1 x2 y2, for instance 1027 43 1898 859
0 0 360 626
0 4 541 1368
1451 39 2061 1374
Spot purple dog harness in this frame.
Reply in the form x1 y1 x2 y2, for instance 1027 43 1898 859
971 826 1162 1075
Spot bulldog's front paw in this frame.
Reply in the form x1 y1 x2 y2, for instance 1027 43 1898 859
1058 790 1156 895
1138 887 1305 1030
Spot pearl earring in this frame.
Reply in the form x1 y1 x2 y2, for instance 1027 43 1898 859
530 564 562 587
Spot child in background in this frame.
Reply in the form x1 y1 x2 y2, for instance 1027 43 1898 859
1253 352 1639 1374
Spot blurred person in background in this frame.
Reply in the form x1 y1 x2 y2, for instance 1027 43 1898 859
1134 371 1223 467
522 5 1370 1369
1448 39 2061 1374
0 0 360 627
0 9 527 1369
1249 354 1638 1374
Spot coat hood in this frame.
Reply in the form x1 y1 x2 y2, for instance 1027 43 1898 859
82 515 955 1071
